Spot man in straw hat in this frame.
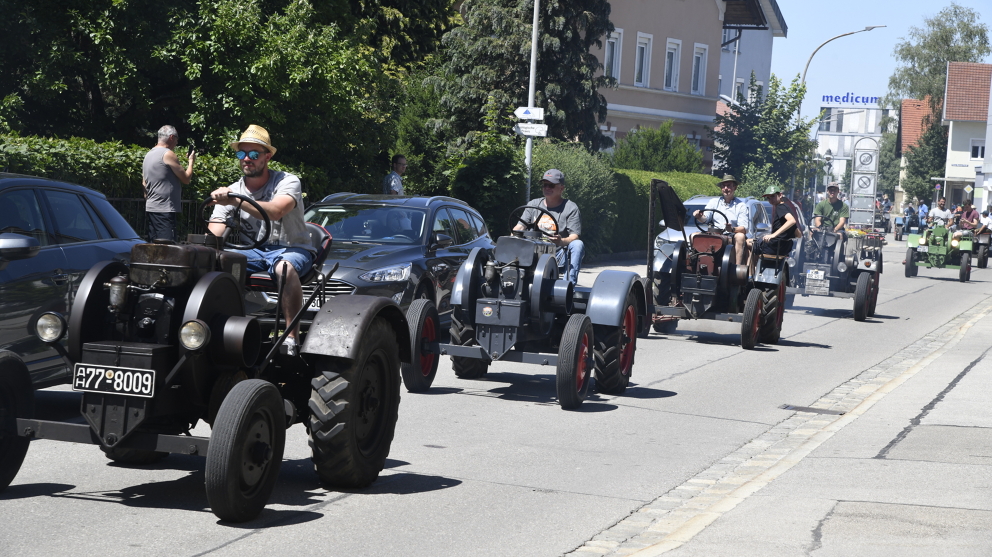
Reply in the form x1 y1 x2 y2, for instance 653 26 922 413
692 174 750 266
207 125 315 356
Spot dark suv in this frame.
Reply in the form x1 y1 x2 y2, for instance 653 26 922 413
266 194 496 325
0 174 143 388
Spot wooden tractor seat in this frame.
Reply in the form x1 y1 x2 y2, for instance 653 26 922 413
246 223 333 291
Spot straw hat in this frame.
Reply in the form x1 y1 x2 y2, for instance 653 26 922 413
229 125 276 155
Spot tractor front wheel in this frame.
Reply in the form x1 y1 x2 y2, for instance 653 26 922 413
741 289 763 350
960 253 971 282
853 272 871 321
557 314 594 410
905 248 917 278
450 308 490 379
594 292 637 395
979 246 988 269
401 299 440 392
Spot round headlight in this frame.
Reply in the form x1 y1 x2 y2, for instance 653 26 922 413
951 239 959 248
837 262 848 273
919 237 927 245
179 320 211 351
35 312 66 343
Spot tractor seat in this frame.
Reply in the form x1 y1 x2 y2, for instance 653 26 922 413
246 223 332 291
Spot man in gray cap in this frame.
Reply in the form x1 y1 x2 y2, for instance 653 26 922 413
514 169 584 283
693 174 750 266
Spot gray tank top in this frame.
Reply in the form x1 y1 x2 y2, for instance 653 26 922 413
143 146 182 212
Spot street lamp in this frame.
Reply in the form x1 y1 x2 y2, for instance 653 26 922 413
801 26 886 84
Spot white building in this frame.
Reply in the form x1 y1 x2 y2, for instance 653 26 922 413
939 62 991 208
717 0 787 100
814 94 894 191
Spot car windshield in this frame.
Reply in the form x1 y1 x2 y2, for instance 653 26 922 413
304 204 428 245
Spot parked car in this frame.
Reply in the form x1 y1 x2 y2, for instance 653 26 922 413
250 194 496 325
0 174 143 389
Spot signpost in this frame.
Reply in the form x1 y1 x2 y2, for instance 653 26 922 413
514 122 548 137
522 0 541 204
514 107 544 120
849 137 880 228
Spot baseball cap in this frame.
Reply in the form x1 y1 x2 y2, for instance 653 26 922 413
542 169 564 185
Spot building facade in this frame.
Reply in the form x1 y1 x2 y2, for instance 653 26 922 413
940 62 991 209
717 0 787 101
813 94 893 193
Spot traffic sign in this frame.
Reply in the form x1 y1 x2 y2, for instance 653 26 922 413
965 185 974 193
514 107 544 120
514 123 548 137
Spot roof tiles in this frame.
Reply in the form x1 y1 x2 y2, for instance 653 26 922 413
899 99 930 154
943 61 991 122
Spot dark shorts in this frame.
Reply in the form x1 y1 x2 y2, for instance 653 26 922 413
758 237 793 256
147 212 177 242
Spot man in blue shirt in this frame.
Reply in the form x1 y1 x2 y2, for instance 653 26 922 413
918 200 929 221
692 174 751 265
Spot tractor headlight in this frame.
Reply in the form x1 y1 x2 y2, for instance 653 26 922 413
951 239 959 248
359 262 411 282
837 262 848 273
179 319 211 351
919 237 927 245
35 312 67 343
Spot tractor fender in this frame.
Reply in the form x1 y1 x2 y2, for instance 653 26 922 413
302 295 411 364
450 247 488 324
754 261 789 287
586 270 644 328
959 239 973 252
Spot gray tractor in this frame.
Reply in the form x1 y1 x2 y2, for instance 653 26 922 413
0 193 409 522
401 206 646 410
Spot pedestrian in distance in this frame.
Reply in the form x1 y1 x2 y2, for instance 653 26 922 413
514 169 585 284
207 125 315 356
143 125 196 242
382 154 407 195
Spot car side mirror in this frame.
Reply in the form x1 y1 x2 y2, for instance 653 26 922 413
0 233 40 261
431 233 453 250
657 219 667 232
755 223 770 234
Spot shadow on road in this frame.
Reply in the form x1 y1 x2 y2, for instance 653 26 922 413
775 339 832 349
0 482 75 500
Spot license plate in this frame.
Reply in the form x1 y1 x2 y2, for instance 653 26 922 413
308 298 322 310
806 270 824 280
72 364 155 398
917 245 929 253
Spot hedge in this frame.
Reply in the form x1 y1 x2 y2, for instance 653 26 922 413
0 134 329 202
608 169 721 254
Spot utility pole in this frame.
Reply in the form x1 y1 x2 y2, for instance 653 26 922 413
524 0 540 205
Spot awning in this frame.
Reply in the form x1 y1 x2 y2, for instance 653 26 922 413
723 0 768 30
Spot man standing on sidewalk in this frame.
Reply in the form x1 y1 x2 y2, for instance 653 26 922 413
382 154 406 195
143 125 196 241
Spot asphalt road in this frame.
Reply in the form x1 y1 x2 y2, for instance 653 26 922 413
2 238 988 556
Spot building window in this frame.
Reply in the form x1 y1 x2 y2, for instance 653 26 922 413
820 108 832 132
973 139 986 160
664 39 681 91
721 28 739 53
691 44 707 95
604 29 622 79
634 33 652 87
835 110 844 133
734 78 744 101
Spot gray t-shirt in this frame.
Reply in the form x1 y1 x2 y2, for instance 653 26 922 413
929 208 953 225
521 197 582 237
143 146 182 213
210 171 314 253
382 171 403 195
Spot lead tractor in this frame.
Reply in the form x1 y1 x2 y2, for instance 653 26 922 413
0 193 410 522
905 217 972 281
647 181 789 350
786 228 882 321
399 206 646 410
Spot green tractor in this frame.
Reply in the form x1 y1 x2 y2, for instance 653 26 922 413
905 218 972 282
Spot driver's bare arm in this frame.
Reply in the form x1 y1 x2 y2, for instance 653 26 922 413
207 221 227 237
210 187 296 221
766 213 797 240
813 215 822 229
834 217 847 232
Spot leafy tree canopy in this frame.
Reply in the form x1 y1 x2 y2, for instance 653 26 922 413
881 3 990 112
708 73 818 185
437 0 614 151
610 120 703 174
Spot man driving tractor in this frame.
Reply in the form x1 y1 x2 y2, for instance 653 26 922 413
813 183 849 233
515 169 584 283
927 197 954 227
207 125 315 356
692 174 750 265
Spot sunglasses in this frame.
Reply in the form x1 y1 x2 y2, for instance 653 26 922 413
236 150 265 161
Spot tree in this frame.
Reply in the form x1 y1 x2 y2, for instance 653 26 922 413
881 3 990 112
902 120 948 205
738 162 783 199
877 132 900 198
610 121 702 173
709 73 818 184
395 59 452 196
438 0 614 151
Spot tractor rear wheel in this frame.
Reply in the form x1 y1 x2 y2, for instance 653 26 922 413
904 248 917 278
401 299 439 392
853 272 871 321
741 289 763 350
867 272 879 317
0 354 33 491
205 379 286 522
450 308 490 379
308 317 400 488
960 253 971 282
594 292 637 395
557 314 593 410
759 277 786 345
979 246 989 268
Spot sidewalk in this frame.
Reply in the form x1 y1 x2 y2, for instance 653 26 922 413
569 296 992 556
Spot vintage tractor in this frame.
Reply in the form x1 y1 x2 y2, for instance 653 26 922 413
893 211 921 242
400 206 646 410
787 228 882 321
0 193 409 522
647 181 789 350
905 217 972 281
971 228 990 268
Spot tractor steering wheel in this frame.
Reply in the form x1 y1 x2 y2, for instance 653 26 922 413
692 208 733 235
199 192 272 250
508 205 559 237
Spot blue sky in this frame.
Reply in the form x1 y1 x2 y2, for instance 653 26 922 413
769 0 992 122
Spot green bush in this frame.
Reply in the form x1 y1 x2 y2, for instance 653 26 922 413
609 169 721 253
0 134 329 202
610 120 704 173
527 141 618 256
